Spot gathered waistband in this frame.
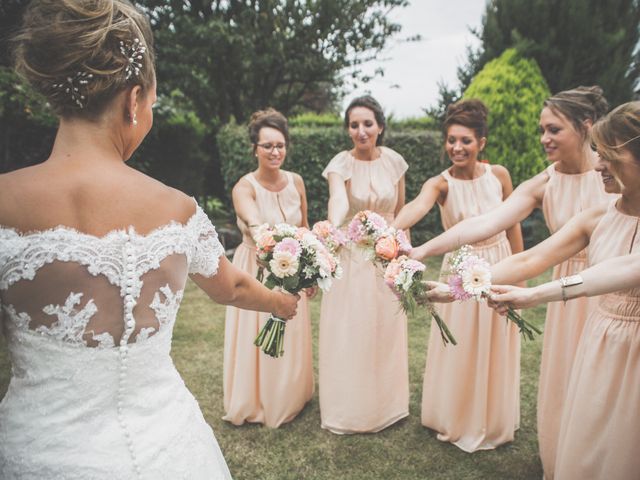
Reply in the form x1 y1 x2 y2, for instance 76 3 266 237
597 293 640 321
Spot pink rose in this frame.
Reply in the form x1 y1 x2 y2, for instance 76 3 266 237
375 234 399 261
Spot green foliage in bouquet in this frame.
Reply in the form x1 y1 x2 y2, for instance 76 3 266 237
463 48 551 186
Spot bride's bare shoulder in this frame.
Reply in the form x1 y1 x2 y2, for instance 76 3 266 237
122 168 196 226
0 163 196 234
0 165 45 228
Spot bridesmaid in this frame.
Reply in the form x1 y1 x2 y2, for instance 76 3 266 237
223 109 314 427
411 87 613 473
486 101 640 479
319 95 409 433
393 99 524 451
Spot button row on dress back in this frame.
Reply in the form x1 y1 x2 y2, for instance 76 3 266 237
117 235 142 479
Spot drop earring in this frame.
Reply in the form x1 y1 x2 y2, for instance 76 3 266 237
132 113 138 126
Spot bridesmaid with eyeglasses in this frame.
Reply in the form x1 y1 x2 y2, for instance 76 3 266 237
222 108 314 428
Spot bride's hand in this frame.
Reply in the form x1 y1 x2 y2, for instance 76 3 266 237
272 291 300 319
422 280 454 303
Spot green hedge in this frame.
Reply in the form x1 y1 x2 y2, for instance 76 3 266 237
218 123 449 244
463 48 551 185
130 89 212 198
0 67 57 174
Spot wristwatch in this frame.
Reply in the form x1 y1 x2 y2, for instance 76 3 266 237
559 274 583 303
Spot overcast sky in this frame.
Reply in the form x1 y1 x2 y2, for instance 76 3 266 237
342 1 486 119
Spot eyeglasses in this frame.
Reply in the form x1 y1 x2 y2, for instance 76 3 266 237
256 143 287 153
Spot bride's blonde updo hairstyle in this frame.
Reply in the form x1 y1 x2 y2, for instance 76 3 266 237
13 0 156 120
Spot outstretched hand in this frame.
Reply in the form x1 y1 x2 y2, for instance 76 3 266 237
422 280 455 303
409 245 427 261
488 285 539 313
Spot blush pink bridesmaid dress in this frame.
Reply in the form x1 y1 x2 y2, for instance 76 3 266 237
222 171 313 428
555 199 640 479
319 146 409 434
538 163 616 478
421 163 520 452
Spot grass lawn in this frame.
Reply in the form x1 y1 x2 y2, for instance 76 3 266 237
0 261 551 480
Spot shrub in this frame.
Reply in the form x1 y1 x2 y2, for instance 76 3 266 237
0 67 56 174
289 112 342 128
217 123 448 244
463 48 551 185
130 89 211 198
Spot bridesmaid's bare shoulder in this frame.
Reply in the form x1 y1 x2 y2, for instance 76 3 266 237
489 163 512 182
232 174 256 199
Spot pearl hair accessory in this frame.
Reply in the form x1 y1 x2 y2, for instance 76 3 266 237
119 38 146 80
52 71 94 108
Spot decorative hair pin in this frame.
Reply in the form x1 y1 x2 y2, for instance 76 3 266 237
119 38 146 80
53 71 94 108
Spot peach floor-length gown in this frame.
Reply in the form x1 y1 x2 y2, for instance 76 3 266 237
554 199 640 479
538 163 616 478
223 171 313 428
421 163 520 452
319 146 409 434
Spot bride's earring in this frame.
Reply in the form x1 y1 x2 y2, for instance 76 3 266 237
132 113 138 127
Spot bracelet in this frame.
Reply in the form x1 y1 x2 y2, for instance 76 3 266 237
559 274 584 303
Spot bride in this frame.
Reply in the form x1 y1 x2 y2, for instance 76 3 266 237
0 1 298 478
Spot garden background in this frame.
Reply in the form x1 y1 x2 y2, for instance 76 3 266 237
1 1 639 478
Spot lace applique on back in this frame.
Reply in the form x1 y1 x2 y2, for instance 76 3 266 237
0 204 224 349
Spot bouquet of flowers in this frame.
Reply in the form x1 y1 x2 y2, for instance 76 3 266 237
447 245 542 340
253 223 342 357
384 256 457 345
311 220 348 255
347 210 411 265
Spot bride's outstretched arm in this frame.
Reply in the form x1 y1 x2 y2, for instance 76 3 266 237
491 253 640 310
410 173 547 260
191 257 298 319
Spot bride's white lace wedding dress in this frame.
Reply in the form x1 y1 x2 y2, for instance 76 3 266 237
0 204 232 479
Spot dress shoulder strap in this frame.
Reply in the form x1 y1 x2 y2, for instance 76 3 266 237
545 163 557 178
245 173 261 190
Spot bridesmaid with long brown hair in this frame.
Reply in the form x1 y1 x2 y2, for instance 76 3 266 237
319 95 409 434
223 109 314 428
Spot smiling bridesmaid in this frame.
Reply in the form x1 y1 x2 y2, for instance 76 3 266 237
319 95 410 434
223 109 314 428
393 99 524 451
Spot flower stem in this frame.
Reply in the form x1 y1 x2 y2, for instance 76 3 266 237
428 306 457 346
254 315 288 358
